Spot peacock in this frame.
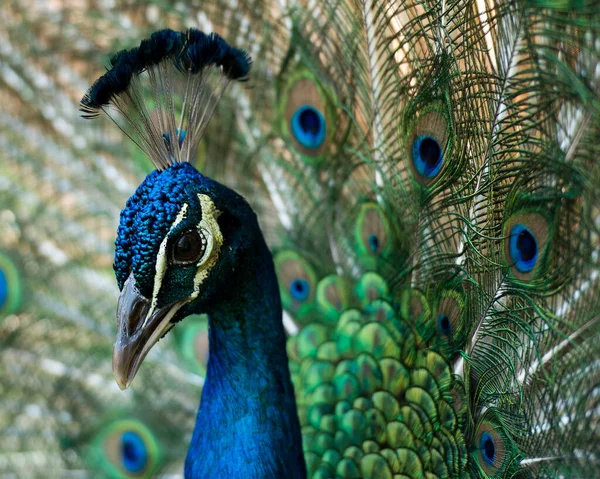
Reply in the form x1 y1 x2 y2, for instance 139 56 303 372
1 0 599 478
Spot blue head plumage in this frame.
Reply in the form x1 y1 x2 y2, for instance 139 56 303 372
112 161 266 388
114 163 207 297
115 161 262 302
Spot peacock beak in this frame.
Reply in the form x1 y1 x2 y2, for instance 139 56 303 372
113 272 187 390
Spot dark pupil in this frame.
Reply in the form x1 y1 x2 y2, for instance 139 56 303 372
517 230 536 261
420 138 441 168
368 234 380 252
293 280 306 293
439 314 451 334
483 437 495 460
123 441 138 463
175 231 203 262
299 108 321 134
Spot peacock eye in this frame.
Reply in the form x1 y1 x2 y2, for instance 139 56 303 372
172 230 206 264
290 278 310 301
437 313 452 335
291 105 326 149
120 430 148 473
479 431 496 466
412 135 443 178
509 224 538 273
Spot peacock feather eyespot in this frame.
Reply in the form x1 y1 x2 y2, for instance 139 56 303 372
437 313 452 335
353 203 392 268
290 105 326 149
472 412 520 477
508 224 538 273
275 250 317 319
88 418 161 479
479 431 496 466
120 431 148 473
428 286 469 353
279 70 336 163
290 278 310 301
405 105 453 186
503 210 551 282
412 135 444 178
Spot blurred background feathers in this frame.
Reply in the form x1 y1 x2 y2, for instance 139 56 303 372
1 0 599 478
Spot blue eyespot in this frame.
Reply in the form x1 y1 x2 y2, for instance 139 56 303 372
412 135 443 178
291 105 326 149
0 268 8 310
368 234 380 253
120 431 148 473
509 224 538 273
480 431 496 466
290 279 310 302
437 314 452 335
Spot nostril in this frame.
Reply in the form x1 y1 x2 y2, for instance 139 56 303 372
131 301 144 320
117 273 151 336
129 296 151 333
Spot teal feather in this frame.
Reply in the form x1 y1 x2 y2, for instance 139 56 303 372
1 0 599 478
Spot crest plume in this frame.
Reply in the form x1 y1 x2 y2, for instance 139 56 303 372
80 28 251 169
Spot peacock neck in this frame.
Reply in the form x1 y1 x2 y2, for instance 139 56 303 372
184 238 306 479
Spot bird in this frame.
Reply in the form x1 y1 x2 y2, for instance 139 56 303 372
1 0 599 478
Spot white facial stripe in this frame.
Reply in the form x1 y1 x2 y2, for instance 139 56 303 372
143 203 189 327
191 194 223 298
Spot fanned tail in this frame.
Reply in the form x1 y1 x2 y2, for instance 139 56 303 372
232 0 600 477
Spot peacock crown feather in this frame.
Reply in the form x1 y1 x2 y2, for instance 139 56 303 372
80 28 251 170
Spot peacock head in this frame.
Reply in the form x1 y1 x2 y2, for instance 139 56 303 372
79 28 253 389
112 162 258 389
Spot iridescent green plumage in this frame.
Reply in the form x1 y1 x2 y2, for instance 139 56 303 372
1 0 599 477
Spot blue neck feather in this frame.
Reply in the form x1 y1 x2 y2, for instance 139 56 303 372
184 237 306 479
